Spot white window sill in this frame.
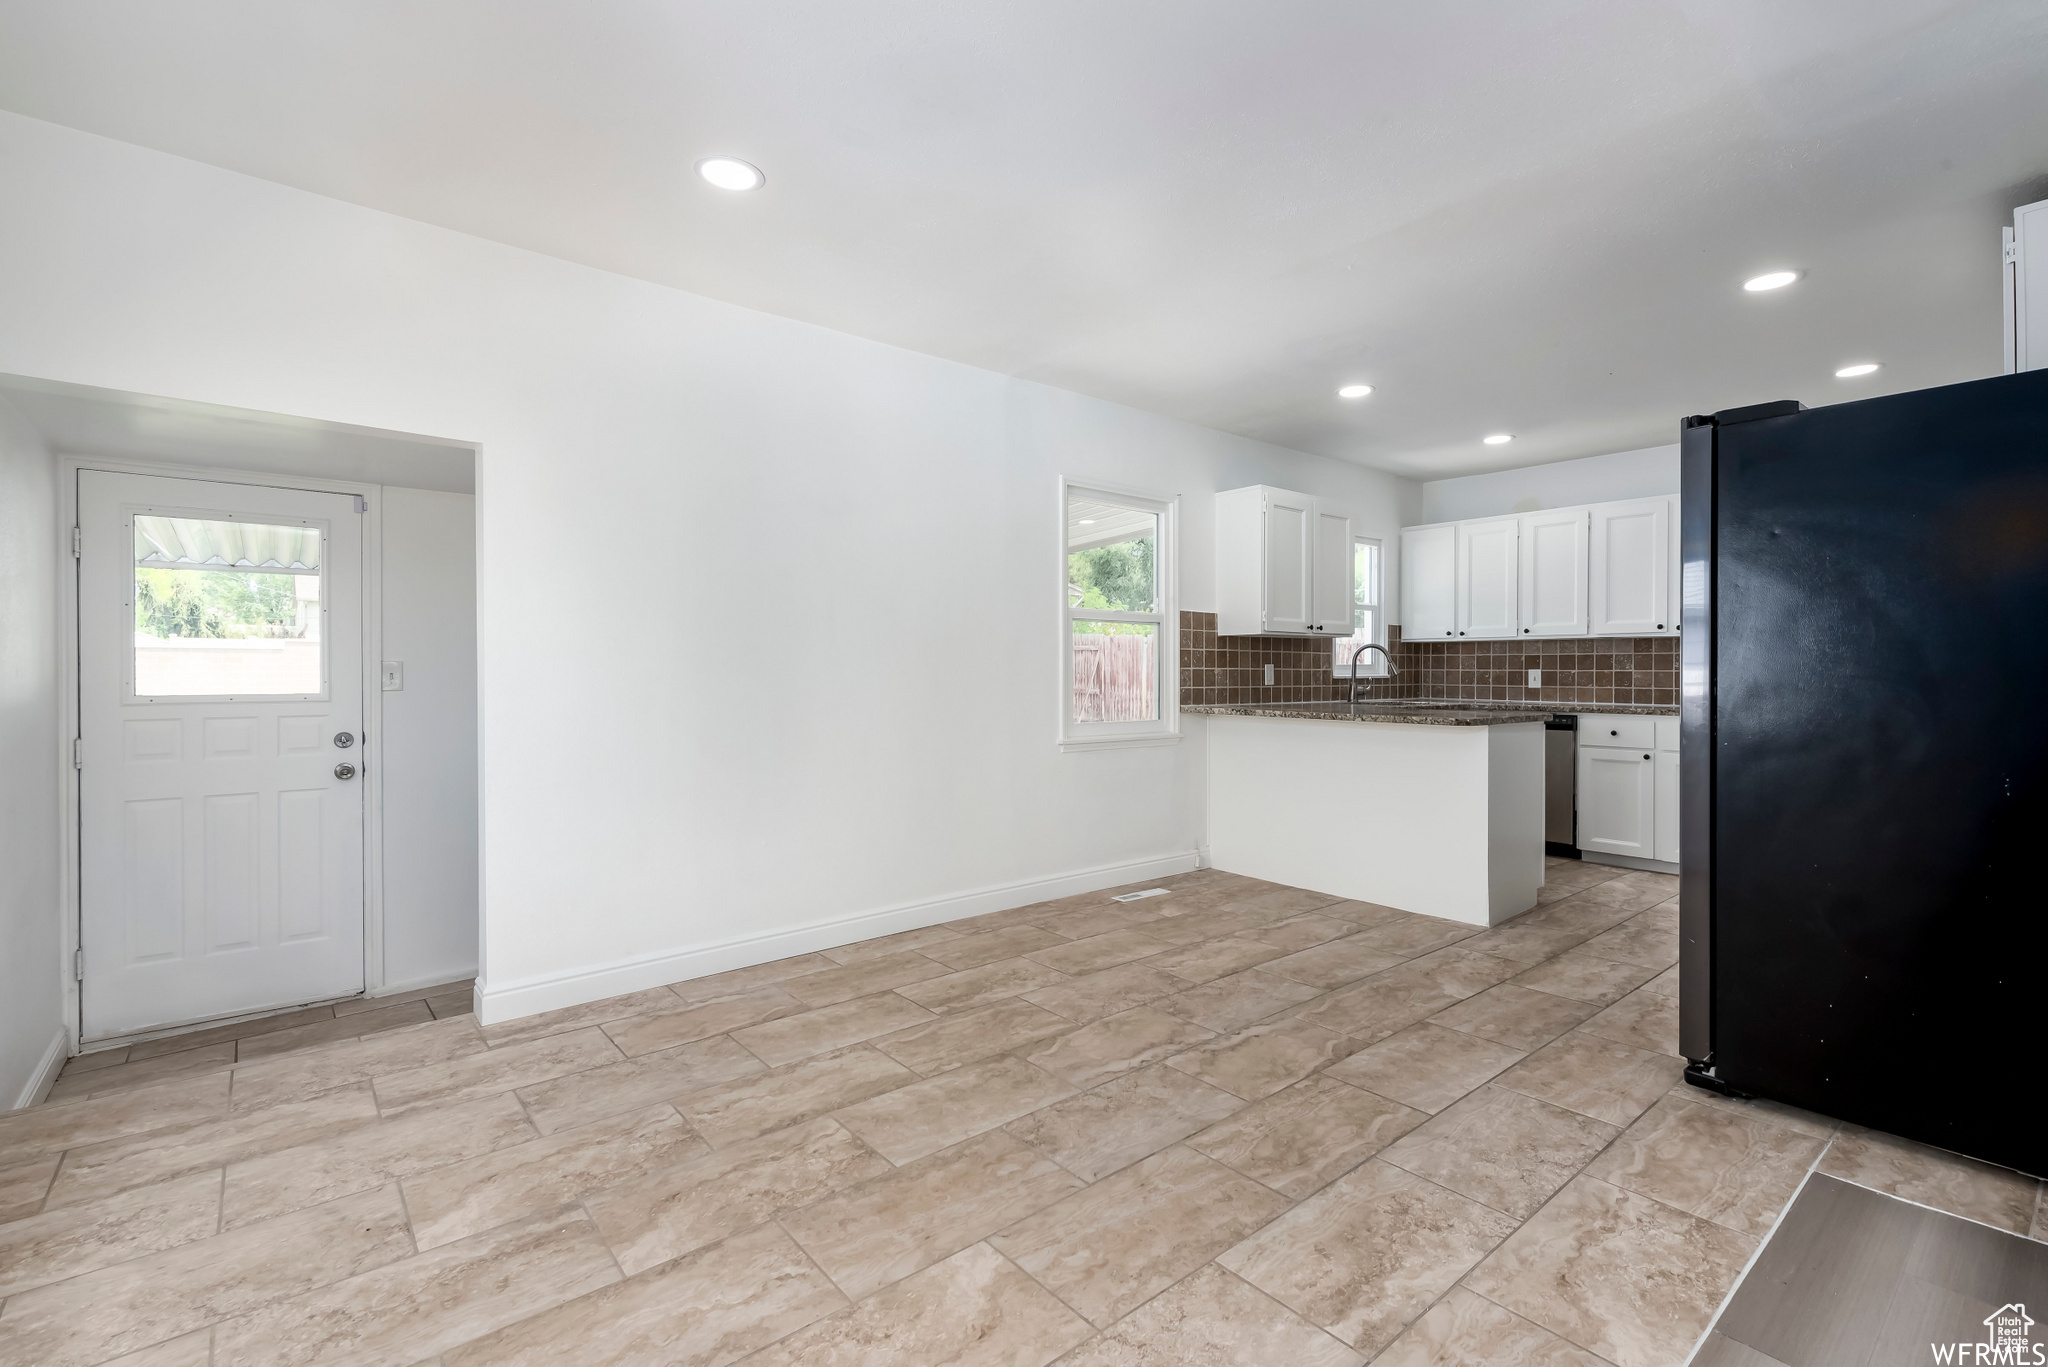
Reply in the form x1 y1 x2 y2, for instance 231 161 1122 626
1058 732 1183 754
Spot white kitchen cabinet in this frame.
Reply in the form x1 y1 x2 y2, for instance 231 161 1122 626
1577 739 1656 859
1455 516 1520 639
2005 196 2048 374
1654 716 1679 863
1654 752 1679 863
1400 522 1458 641
1589 497 1674 636
1312 502 1356 635
1517 508 1589 638
1215 484 1355 636
1402 524 1457 641
1403 497 1674 641
1261 488 1313 634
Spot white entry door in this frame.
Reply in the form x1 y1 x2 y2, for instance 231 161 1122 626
78 470 366 1040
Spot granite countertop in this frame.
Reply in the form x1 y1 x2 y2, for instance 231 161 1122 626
1410 700 1680 718
1183 702 1553 726
1182 699 1679 727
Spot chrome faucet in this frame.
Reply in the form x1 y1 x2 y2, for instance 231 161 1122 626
1349 643 1400 704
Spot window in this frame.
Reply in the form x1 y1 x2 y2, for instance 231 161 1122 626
132 514 326 699
1333 535 1386 677
1062 481 1177 748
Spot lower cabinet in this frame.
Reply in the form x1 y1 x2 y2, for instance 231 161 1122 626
1577 742 1656 859
1654 749 1679 863
1575 712 1679 866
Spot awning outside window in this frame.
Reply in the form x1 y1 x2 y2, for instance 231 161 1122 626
134 515 321 574
1067 497 1157 552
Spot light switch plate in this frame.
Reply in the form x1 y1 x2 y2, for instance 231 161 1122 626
1264 663 1274 686
381 660 405 691
1528 669 1542 687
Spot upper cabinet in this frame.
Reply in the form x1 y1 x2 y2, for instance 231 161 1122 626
1400 496 1677 640
1589 497 1672 635
1216 485 1355 636
1518 508 1590 637
1455 516 1520 639
1400 523 1457 639
1311 502 1355 637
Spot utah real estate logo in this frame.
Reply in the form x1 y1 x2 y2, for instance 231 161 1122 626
1932 1303 2039 1364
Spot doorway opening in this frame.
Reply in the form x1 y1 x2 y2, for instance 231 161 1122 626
2 374 480 1053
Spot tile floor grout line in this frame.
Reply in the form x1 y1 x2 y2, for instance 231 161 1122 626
982 1237 1105 1333
1462 1284 1625 1366
389 1173 424 1256
1674 1134 1836 1367
1818 1162 2045 1241
770 1212 860 1304
504 1080 549 1140
581 1196 630 1283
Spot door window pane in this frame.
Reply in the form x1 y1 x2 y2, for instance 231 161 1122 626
133 516 324 697
1071 622 1158 723
1067 497 1158 613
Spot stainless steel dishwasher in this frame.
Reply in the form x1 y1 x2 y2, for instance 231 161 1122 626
1544 715 1577 857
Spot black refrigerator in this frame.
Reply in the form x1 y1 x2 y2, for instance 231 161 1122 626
1679 368 2048 1178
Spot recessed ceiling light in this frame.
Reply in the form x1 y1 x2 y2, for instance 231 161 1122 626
696 157 765 191
1834 362 1881 378
1337 383 1374 399
1743 270 1800 292
1483 433 1514 445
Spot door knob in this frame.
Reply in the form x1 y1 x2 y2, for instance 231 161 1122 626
334 763 357 780
333 731 355 748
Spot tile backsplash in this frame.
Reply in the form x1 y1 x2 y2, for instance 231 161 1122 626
1178 611 1677 708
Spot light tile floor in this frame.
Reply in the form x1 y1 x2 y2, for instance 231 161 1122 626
3 861 2042 1366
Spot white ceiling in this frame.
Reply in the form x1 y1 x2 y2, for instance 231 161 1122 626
1 1 2045 478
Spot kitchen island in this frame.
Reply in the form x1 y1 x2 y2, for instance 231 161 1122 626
1185 701 1546 927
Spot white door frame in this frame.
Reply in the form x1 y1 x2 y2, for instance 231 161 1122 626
56 454 391 1052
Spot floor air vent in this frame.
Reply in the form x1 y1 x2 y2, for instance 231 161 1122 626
1109 888 1171 903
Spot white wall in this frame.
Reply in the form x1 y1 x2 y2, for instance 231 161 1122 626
1421 443 1678 523
0 112 1419 1024
379 487 480 992
0 396 64 1106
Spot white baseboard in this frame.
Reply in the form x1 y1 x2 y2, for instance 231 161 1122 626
477 850 1200 1026
12 1031 68 1111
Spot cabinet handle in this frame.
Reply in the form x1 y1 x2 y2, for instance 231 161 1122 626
1644 754 1651 760
1458 631 1465 636
1657 623 1665 630
1523 628 1530 633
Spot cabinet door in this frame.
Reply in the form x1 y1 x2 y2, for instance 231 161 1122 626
1456 516 1519 638
1263 491 1312 634
1309 502 1354 634
1401 524 1457 640
1590 497 1672 636
1654 749 1680 863
1577 744 1655 858
1518 509 1589 637
1668 500 1682 640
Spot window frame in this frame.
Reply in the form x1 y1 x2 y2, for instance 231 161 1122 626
1332 533 1388 679
1058 476 1179 751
